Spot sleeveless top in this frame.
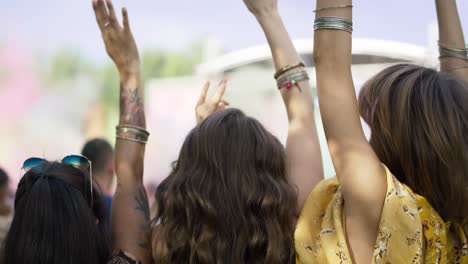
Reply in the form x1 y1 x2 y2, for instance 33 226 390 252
107 251 141 264
295 166 468 264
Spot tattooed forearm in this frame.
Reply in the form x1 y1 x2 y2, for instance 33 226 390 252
134 187 151 250
120 83 146 127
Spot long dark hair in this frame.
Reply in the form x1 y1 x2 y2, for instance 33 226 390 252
359 64 468 234
3 162 110 264
153 108 297 264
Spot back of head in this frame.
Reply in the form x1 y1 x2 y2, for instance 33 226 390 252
3 162 110 264
359 64 468 232
153 108 297 264
0 168 9 204
81 138 114 175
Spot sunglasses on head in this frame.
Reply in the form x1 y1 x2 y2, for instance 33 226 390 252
22 155 94 207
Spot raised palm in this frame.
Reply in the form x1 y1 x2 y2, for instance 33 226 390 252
93 0 139 76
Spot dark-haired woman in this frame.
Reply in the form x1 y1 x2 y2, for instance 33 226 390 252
3 161 110 264
2 1 150 263
151 0 323 263
295 0 468 263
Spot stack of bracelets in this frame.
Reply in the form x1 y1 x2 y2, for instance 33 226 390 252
438 41 468 72
313 5 353 33
275 62 310 90
116 125 150 144
275 4 354 90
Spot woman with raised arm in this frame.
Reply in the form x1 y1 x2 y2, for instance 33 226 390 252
151 0 322 262
92 0 151 263
294 0 468 263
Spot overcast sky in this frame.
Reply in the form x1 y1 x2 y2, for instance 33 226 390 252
3 0 468 60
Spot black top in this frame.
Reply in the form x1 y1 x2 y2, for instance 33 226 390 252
107 251 141 264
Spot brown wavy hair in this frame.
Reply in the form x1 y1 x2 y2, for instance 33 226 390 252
358 64 468 234
152 108 297 264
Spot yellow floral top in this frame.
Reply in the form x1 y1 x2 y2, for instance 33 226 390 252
295 166 468 264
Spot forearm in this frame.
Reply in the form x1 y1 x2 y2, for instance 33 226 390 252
119 71 145 128
436 0 468 82
256 12 314 122
116 71 146 183
113 71 151 263
256 11 322 211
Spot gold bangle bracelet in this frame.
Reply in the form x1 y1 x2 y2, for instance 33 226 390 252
116 130 149 141
274 62 305 80
116 125 150 137
116 136 148 144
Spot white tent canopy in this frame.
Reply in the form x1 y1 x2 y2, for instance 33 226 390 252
197 38 429 77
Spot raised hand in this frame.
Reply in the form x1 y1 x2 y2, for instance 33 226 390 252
93 1 151 263
243 0 278 17
195 81 228 124
93 0 139 77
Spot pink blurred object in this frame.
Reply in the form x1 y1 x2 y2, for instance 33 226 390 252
0 43 42 121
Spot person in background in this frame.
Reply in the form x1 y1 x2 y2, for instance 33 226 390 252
295 0 468 263
82 138 115 225
0 168 12 258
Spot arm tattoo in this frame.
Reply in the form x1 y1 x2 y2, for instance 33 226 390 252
135 186 151 250
120 83 146 127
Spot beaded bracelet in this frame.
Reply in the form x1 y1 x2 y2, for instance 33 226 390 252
277 70 310 90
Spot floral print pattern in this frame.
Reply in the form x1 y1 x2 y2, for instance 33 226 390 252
294 166 468 264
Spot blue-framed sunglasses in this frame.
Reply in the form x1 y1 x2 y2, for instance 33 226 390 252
22 155 93 207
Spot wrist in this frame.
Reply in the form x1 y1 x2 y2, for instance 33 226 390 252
119 70 140 88
119 66 140 78
119 64 140 78
254 9 280 23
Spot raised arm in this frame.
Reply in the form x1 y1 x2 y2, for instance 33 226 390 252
243 0 323 214
436 0 468 83
313 1 386 262
93 1 151 263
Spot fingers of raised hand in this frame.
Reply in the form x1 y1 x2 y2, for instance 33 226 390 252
210 80 227 104
93 0 123 31
122 7 131 31
93 0 108 30
106 0 118 25
196 81 211 107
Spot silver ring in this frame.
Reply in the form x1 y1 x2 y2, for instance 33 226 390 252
104 21 110 27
